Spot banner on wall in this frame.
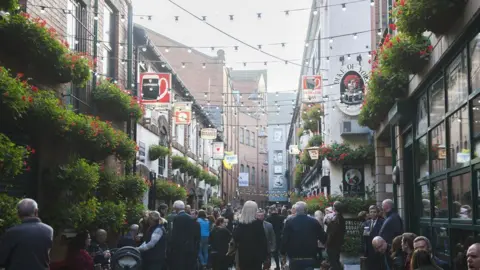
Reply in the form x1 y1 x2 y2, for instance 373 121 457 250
140 73 171 110
200 128 217 140
173 102 192 125
212 142 224 160
302 75 322 103
238 172 249 187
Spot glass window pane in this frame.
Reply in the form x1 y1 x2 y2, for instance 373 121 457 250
66 0 76 50
473 95 480 158
417 94 428 136
420 183 431 217
451 229 475 270
433 226 449 261
451 173 472 220
252 167 255 184
246 131 250 146
240 128 244 143
430 122 447 173
470 33 480 93
102 47 109 77
103 5 112 44
447 49 469 111
448 106 470 167
416 136 429 178
433 179 448 218
429 77 445 125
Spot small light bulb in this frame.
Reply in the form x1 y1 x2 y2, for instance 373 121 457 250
313 10 318 15
342 4 346 11
165 47 170 52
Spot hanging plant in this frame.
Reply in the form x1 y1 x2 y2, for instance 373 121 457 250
301 104 324 133
56 158 100 201
359 68 409 130
307 134 323 147
378 33 432 74
393 0 466 35
156 180 187 202
0 67 35 119
294 166 304 188
148 145 170 161
125 203 146 226
171 155 188 170
93 200 126 232
117 174 148 203
0 0 19 12
210 175 219 186
300 150 315 167
0 133 33 178
319 143 375 165
29 90 137 161
92 79 143 122
65 198 99 231
0 193 20 234
0 13 92 86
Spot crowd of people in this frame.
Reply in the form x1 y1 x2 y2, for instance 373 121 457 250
2 198 480 270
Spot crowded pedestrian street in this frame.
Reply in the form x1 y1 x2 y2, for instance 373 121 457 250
1 0 480 269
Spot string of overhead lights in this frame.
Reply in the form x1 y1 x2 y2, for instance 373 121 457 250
31 0 372 22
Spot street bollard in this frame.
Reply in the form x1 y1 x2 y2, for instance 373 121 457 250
360 257 367 270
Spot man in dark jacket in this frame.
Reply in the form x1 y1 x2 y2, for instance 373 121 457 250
267 205 285 270
372 236 393 269
363 205 384 270
326 201 346 270
0 198 54 270
379 199 404 245
168 200 200 270
281 201 327 270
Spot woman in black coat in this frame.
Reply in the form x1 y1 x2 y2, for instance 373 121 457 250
233 201 268 270
209 217 232 270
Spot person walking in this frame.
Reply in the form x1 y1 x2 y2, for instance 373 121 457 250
233 200 268 270
266 205 285 270
280 201 327 270
0 198 54 270
209 217 232 270
325 201 346 270
197 210 211 269
168 200 200 270
138 211 167 270
257 209 276 270
379 199 404 245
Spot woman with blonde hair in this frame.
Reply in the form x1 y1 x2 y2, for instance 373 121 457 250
232 200 268 270
410 249 442 270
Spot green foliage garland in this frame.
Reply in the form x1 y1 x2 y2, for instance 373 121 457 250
319 143 375 164
56 158 100 201
0 193 21 234
0 13 92 86
148 145 170 161
92 79 143 122
0 133 32 178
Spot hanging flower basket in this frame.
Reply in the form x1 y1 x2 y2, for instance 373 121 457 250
0 67 35 119
156 180 187 202
0 133 33 178
319 143 375 165
0 13 92 87
92 79 143 122
171 155 188 170
393 0 466 35
148 145 170 161
0 0 19 12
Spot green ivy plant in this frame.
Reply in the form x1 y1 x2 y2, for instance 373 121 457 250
171 155 188 170
301 104 323 133
148 145 170 161
156 180 187 203
125 203 146 225
92 79 143 122
0 0 19 12
0 193 20 234
0 133 32 178
56 158 100 201
318 143 375 165
94 200 126 232
0 14 92 86
294 166 304 188
118 174 148 203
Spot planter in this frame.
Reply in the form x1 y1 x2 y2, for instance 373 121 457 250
401 53 429 74
425 0 466 35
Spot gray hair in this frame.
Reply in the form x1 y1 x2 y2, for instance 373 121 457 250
17 198 38 218
173 200 185 210
295 201 307 214
239 200 258 224
130 224 139 232
292 203 297 210
148 211 161 223
414 236 432 251
382 199 394 209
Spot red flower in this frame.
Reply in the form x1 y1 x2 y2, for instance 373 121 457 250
31 86 39 92
31 148 36 154
427 45 433 52
26 166 31 172
16 73 24 79
419 51 427 55
28 96 33 103
389 23 397 31
21 95 26 101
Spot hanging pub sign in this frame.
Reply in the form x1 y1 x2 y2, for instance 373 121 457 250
140 73 171 110
342 164 365 196
212 142 224 160
200 128 217 140
173 102 192 125
334 64 369 116
224 153 238 165
302 75 322 103
288 145 300 155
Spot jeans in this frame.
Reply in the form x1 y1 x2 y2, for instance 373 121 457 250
198 236 209 266
327 249 342 270
289 258 315 270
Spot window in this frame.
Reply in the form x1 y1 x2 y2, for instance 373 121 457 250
447 49 468 112
429 77 445 125
240 128 244 144
472 95 480 157
102 4 116 78
158 127 168 175
433 179 448 218
448 106 469 167
66 0 77 50
451 173 472 219
245 130 250 146
419 183 431 217
417 94 428 136
430 122 446 174
251 132 255 147
252 167 255 185
433 226 449 259
451 229 475 269
470 33 480 93
246 166 250 185
240 164 244 173
416 136 429 179
261 169 264 187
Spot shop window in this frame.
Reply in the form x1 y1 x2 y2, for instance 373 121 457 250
469 33 480 93
429 77 445 125
447 49 469 112
430 123 447 174
417 94 428 136
473 96 480 157
451 229 475 270
433 179 448 218
433 226 449 259
416 136 429 179
420 183 431 217
448 106 470 167
451 173 472 220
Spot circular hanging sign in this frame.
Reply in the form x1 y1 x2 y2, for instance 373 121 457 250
344 168 363 186
334 64 369 116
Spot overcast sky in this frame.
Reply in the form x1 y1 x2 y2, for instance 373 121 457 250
133 0 311 93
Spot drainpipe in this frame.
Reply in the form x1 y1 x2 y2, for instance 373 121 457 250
126 3 133 91
91 0 99 90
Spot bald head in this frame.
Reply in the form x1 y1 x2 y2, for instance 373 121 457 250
295 201 307 214
96 229 107 243
130 224 139 233
382 199 394 213
17 198 38 218
372 236 388 253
